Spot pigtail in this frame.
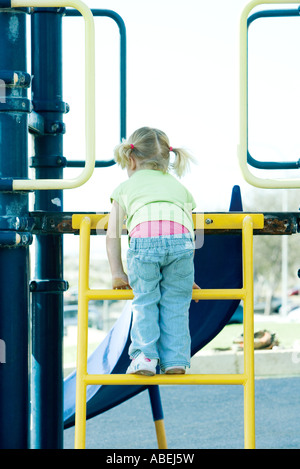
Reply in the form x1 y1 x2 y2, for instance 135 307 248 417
114 128 196 177
171 147 196 178
113 141 134 169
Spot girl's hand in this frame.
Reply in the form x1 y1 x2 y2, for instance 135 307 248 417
112 273 131 290
193 281 201 303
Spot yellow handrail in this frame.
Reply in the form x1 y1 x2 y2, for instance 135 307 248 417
72 212 264 231
11 0 95 190
73 213 263 449
238 0 300 188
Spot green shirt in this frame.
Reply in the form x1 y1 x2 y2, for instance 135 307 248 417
110 170 196 235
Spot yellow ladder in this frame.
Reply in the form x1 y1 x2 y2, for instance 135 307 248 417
72 213 264 449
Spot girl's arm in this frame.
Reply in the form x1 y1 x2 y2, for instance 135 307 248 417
106 201 131 289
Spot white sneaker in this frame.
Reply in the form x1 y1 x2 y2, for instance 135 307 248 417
165 366 186 374
126 353 158 376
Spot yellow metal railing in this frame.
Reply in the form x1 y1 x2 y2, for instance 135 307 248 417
72 213 264 449
238 0 300 188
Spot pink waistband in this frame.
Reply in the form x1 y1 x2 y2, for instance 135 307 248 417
130 221 189 238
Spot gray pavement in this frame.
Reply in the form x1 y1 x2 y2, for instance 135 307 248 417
64 376 300 449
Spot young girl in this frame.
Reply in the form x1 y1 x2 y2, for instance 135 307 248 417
106 127 199 375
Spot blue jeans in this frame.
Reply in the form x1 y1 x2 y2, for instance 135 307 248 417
127 234 194 371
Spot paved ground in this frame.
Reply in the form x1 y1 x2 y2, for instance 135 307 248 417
64 376 300 449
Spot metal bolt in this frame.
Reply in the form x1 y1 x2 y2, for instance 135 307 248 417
205 218 213 225
51 123 59 132
13 217 20 230
30 281 37 292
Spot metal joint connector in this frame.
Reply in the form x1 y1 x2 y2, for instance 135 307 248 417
31 6 66 15
0 231 32 247
0 70 31 88
0 97 32 112
33 100 69 114
0 0 11 8
30 279 69 293
29 155 67 168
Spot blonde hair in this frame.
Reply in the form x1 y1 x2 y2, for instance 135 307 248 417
113 127 195 178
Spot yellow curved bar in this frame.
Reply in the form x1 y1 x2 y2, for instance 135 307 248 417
11 0 95 190
239 0 300 188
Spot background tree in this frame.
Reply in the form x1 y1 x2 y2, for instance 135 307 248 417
244 188 300 314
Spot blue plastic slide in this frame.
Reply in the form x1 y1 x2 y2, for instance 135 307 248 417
64 185 243 428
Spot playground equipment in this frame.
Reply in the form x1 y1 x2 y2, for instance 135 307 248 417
239 0 300 188
69 210 264 449
0 0 124 449
0 0 300 450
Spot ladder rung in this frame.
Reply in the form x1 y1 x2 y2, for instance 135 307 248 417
82 373 247 386
85 288 246 301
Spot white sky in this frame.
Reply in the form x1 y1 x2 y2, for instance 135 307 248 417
54 0 300 254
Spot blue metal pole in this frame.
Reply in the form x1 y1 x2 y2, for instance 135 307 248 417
30 7 68 449
0 5 31 448
148 386 164 423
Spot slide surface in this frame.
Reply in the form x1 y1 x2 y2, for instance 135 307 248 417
64 186 243 428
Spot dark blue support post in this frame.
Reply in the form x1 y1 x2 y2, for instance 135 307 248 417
148 386 167 448
30 7 68 449
0 5 31 449
148 386 164 422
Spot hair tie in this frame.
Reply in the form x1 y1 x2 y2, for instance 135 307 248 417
130 144 134 149
169 146 173 152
